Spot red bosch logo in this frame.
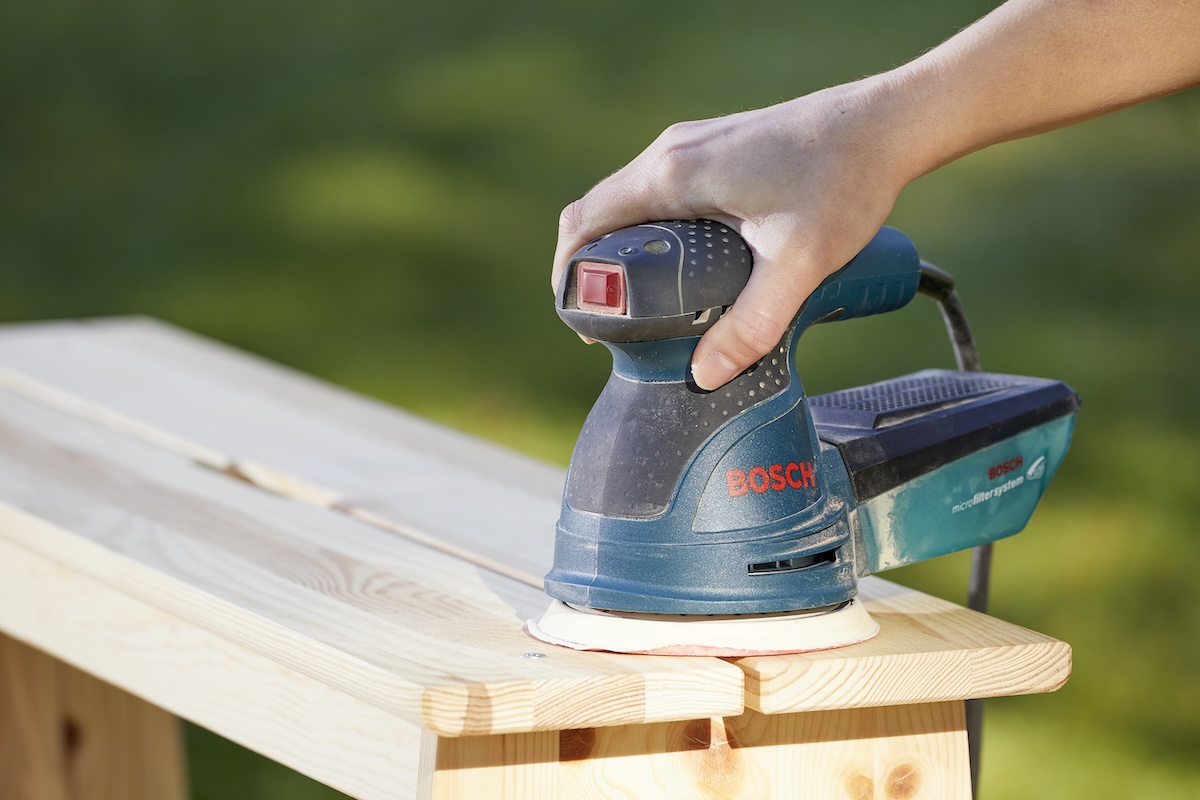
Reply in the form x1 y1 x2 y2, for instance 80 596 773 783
726 462 817 497
989 455 1024 481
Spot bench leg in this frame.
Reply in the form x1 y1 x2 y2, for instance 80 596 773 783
430 701 970 799
0 631 189 800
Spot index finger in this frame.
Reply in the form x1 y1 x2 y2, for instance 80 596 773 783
550 163 704 295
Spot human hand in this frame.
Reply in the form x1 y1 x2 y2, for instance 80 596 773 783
552 78 913 390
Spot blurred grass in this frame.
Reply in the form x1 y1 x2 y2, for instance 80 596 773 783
2 1 1197 797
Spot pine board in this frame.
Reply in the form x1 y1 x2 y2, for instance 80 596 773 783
430 703 971 799
0 630 188 800
750 576 1072 715
0 548 417 800
0 316 560 586
0 386 745 740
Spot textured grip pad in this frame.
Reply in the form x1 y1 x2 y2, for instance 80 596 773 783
565 342 791 518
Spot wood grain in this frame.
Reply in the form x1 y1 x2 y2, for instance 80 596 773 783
0 317 562 586
430 703 969 799
0 539 429 800
0 631 188 800
739 577 1072 716
0 387 744 737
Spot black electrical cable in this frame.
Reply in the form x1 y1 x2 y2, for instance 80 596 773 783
918 259 987 800
918 260 981 372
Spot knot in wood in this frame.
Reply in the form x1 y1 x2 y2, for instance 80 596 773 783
885 762 921 799
558 728 595 762
678 718 744 797
844 771 873 800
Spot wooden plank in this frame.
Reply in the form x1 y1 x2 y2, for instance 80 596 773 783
742 577 1072 716
0 386 746 739
0 539 429 800
429 703 969 799
0 317 562 586
0 631 188 800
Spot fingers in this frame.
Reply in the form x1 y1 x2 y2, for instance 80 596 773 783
689 246 828 390
550 198 623 296
551 122 714 295
551 183 682 346
551 190 685 296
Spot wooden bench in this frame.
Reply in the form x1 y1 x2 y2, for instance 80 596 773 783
0 318 1071 799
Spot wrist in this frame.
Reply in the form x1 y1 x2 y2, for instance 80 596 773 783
801 74 936 207
850 70 964 188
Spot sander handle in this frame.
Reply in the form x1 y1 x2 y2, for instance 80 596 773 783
792 226 922 338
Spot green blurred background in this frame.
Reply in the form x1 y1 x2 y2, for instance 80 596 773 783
2 0 1197 797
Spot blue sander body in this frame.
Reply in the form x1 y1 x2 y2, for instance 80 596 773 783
531 221 1078 654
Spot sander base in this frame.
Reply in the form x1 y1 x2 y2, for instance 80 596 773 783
526 598 879 657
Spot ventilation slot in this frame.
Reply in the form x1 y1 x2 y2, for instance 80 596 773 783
747 550 836 575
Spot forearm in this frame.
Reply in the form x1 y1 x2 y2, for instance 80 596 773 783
869 0 1200 183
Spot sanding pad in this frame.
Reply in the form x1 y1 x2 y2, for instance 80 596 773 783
525 598 879 657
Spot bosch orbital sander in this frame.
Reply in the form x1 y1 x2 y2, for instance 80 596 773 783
528 221 1078 656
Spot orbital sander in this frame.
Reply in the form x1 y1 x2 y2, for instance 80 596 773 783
527 221 1079 656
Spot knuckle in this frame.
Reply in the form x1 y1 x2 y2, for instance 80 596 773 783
557 199 587 235
649 121 707 184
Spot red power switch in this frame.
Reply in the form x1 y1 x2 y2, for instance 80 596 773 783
576 262 626 314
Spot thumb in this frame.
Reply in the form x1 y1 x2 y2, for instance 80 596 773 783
689 253 826 391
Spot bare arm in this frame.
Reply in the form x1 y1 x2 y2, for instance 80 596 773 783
552 0 1200 389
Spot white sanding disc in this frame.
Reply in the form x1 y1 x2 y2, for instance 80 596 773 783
526 598 879 657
